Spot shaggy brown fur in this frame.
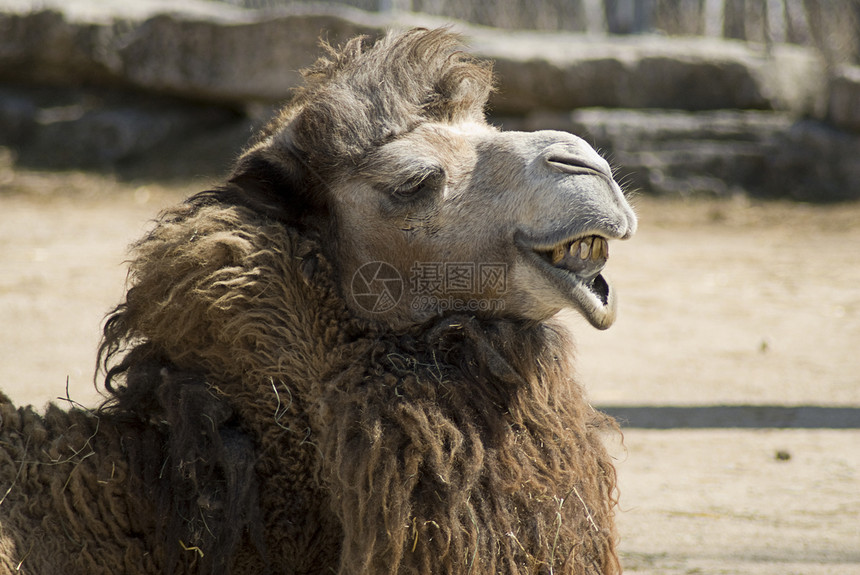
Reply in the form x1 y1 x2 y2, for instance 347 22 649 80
0 28 626 575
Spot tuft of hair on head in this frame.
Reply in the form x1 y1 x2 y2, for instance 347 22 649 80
211 27 496 233
275 28 495 171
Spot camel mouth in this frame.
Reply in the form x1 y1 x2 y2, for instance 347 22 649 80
522 234 617 329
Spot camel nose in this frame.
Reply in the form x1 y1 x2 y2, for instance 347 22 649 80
538 135 612 180
535 132 637 240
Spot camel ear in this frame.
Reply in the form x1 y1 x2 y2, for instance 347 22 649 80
225 148 326 228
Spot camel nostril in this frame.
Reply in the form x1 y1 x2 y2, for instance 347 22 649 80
545 156 606 178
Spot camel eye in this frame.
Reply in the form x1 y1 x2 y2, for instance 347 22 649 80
391 167 445 201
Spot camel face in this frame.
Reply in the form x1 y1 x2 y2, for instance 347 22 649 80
330 122 637 329
233 29 636 330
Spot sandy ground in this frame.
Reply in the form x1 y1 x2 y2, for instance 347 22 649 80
1 162 858 573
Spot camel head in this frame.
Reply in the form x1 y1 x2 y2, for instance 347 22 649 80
229 28 636 330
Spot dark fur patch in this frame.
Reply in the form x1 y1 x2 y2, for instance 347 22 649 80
101 347 264 574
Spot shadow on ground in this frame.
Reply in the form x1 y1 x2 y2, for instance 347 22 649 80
600 405 860 429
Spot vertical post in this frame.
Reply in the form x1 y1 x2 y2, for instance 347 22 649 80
766 0 787 44
723 0 746 39
582 0 608 33
634 0 655 33
605 0 637 34
703 0 725 37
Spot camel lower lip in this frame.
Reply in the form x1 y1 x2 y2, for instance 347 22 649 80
559 270 616 329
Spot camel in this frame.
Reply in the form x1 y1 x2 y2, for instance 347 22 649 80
0 28 635 574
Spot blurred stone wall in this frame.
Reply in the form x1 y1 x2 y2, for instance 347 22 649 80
221 0 860 63
0 0 857 200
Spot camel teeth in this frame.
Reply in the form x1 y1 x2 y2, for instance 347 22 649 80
579 237 591 260
559 236 609 264
592 237 606 261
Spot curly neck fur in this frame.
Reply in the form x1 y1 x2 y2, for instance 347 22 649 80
98 193 620 575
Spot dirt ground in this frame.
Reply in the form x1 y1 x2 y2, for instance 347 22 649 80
1 160 858 573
